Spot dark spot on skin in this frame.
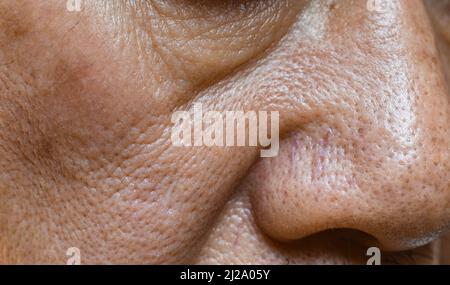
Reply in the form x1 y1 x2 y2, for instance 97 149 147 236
329 2 337 11
0 4 32 40
358 128 365 137
34 137 55 162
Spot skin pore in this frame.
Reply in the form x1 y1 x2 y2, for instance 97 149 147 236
0 0 449 264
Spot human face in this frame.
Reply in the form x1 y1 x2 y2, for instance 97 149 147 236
0 0 449 264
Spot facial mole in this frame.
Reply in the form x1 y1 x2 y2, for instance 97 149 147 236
329 2 337 11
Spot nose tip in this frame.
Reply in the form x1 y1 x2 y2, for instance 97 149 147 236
248 126 450 250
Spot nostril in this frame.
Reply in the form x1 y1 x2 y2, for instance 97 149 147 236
246 126 450 252
283 229 441 265
280 229 380 264
292 229 381 252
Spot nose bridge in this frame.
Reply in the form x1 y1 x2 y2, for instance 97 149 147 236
247 0 450 250
233 0 446 134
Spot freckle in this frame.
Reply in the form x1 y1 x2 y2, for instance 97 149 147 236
233 234 239 246
431 57 438 66
329 2 337 11
358 128 365 137
12 25 29 38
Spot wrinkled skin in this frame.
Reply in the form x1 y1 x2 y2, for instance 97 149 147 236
0 0 449 264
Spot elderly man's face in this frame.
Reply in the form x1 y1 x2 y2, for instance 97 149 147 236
0 0 449 264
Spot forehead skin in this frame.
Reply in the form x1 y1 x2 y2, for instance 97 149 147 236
0 0 449 264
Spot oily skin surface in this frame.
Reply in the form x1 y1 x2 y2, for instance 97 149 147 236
0 0 449 264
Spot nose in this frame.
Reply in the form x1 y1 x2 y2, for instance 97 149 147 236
246 0 450 250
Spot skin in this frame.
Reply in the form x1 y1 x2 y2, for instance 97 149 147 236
0 0 449 264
